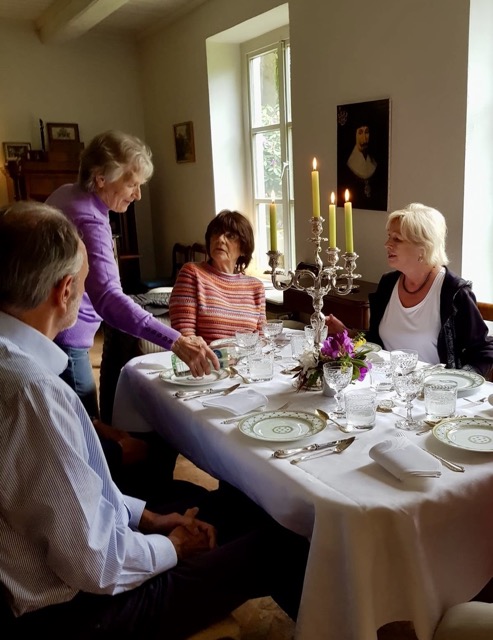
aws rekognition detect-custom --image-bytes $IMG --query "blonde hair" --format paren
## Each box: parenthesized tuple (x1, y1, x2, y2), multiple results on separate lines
(387, 202, 449, 266)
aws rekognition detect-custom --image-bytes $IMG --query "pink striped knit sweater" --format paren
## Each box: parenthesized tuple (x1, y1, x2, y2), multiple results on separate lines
(169, 261, 266, 343)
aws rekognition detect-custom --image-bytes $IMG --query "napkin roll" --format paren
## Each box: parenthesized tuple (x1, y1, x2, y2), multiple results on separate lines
(369, 432, 441, 481)
(202, 388, 268, 415)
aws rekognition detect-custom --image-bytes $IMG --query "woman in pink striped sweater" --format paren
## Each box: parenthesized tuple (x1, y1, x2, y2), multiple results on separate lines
(169, 210, 266, 343)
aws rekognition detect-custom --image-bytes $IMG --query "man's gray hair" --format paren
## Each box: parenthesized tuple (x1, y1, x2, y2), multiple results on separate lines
(0, 201, 82, 311)
(79, 130, 154, 192)
(387, 202, 449, 266)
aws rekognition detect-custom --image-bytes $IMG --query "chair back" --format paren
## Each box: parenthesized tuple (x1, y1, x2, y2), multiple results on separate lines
(477, 302, 493, 322)
(190, 242, 207, 263)
(172, 243, 191, 281)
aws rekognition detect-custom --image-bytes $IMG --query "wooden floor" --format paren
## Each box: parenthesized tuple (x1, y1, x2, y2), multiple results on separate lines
(89, 332, 419, 640)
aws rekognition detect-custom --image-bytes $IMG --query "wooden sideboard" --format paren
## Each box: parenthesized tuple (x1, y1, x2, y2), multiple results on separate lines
(272, 280, 378, 331)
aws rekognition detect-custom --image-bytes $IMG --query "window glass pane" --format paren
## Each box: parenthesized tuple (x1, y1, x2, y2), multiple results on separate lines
(252, 131, 282, 199)
(250, 50, 280, 128)
(285, 45, 291, 122)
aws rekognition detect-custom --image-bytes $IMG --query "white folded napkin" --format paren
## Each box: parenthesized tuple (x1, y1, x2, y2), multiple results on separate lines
(202, 389, 268, 415)
(369, 432, 441, 481)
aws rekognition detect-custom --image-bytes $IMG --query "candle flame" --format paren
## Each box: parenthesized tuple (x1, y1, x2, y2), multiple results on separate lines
(345, 189, 350, 202)
(312, 157, 317, 171)
(270, 190, 275, 203)
(330, 192, 335, 205)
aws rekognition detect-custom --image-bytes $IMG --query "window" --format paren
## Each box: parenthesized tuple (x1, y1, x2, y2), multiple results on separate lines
(247, 40, 293, 271)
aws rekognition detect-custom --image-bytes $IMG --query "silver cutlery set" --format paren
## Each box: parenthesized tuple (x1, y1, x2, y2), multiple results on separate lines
(171, 379, 466, 472)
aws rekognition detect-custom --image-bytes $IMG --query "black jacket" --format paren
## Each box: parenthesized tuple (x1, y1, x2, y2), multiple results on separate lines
(366, 268, 493, 378)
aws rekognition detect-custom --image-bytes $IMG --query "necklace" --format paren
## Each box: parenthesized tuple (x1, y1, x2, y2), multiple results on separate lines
(402, 269, 433, 295)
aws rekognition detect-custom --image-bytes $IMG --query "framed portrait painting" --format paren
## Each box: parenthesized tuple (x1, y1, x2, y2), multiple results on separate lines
(337, 98, 390, 211)
(3, 142, 31, 161)
(173, 121, 195, 163)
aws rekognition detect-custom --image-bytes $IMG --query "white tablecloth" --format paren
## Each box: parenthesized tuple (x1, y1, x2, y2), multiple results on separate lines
(113, 347, 493, 640)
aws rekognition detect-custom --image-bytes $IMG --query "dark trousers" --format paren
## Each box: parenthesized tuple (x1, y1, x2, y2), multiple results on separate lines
(14, 483, 309, 639)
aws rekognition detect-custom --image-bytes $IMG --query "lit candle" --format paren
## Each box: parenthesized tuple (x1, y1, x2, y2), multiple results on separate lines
(311, 158, 320, 218)
(329, 192, 337, 248)
(269, 191, 277, 252)
(344, 189, 354, 253)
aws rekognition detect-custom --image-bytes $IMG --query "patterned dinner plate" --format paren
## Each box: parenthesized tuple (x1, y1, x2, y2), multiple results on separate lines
(424, 369, 485, 396)
(356, 342, 382, 353)
(238, 410, 326, 442)
(159, 369, 229, 386)
(433, 417, 493, 452)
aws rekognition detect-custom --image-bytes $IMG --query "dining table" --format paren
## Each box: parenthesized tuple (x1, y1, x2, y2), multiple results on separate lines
(113, 334, 493, 640)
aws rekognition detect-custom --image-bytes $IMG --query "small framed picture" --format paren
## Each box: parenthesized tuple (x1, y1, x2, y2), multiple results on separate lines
(3, 142, 31, 161)
(173, 121, 195, 163)
(47, 122, 80, 145)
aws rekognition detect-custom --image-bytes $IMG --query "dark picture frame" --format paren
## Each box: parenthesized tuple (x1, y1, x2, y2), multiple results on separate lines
(173, 121, 195, 163)
(47, 122, 80, 145)
(337, 98, 390, 211)
(3, 141, 31, 161)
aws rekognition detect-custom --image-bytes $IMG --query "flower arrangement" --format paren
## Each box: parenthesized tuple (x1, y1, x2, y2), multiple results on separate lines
(293, 330, 371, 391)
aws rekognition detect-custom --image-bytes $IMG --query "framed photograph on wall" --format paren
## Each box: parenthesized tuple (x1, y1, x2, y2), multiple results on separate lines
(47, 122, 80, 145)
(173, 121, 195, 163)
(337, 98, 390, 211)
(3, 142, 31, 161)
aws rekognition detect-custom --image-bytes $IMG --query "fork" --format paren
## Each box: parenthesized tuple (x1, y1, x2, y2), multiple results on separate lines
(462, 396, 487, 405)
(220, 401, 291, 425)
(228, 366, 252, 384)
(290, 438, 354, 464)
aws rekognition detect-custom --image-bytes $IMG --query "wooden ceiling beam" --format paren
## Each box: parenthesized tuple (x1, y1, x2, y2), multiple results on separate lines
(36, 0, 130, 43)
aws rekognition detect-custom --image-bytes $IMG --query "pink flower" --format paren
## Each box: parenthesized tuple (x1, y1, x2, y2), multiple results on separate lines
(320, 330, 354, 359)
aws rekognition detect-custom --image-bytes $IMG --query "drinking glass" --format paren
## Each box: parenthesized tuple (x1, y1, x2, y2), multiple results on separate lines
(390, 349, 419, 375)
(262, 320, 284, 356)
(424, 380, 458, 421)
(323, 361, 353, 418)
(235, 330, 259, 353)
(304, 325, 328, 347)
(392, 368, 425, 430)
(369, 359, 394, 392)
(248, 350, 275, 381)
(345, 389, 377, 430)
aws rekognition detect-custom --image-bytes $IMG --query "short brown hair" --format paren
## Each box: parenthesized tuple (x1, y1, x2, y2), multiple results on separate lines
(205, 210, 255, 273)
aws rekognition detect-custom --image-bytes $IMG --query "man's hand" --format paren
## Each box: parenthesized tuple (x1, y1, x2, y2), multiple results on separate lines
(172, 335, 220, 377)
(139, 507, 216, 558)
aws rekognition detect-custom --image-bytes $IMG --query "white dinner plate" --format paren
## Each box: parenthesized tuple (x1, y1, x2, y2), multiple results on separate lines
(159, 369, 229, 386)
(357, 342, 382, 353)
(433, 417, 493, 452)
(424, 369, 485, 396)
(238, 410, 326, 442)
(210, 338, 236, 349)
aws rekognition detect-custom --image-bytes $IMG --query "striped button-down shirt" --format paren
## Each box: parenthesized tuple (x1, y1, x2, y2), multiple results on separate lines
(0, 312, 176, 616)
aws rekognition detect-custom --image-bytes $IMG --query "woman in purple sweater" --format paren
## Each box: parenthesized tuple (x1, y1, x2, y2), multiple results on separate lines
(47, 130, 217, 418)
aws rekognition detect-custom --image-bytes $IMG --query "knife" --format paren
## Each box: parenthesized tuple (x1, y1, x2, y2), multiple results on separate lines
(272, 436, 355, 458)
(175, 383, 240, 400)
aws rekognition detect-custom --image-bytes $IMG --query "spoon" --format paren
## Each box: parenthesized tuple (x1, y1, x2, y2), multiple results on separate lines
(228, 366, 252, 384)
(315, 408, 352, 433)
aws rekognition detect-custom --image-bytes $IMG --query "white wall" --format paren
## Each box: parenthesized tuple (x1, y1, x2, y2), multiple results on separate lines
(138, 0, 471, 284)
(0, 19, 155, 278)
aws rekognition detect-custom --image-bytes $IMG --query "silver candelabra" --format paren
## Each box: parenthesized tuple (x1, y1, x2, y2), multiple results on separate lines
(266, 216, 361, 345)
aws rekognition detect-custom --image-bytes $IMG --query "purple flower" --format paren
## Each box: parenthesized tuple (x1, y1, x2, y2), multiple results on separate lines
(320, 330, 355, 359)
(357, 366, 369, 382)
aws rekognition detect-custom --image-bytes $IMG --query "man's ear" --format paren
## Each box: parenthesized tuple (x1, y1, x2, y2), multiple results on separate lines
(52, 274, 74, 312)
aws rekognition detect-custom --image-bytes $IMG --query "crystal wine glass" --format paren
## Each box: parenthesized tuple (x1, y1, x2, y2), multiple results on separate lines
(390, 349, 419, 375)
(262, 320, 284, 357)
(323, 362, 354, 418)
(392, 368, 425, 431)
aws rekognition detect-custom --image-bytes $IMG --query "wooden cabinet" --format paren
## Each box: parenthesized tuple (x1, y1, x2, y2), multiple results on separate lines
(279, 280, 378, 331)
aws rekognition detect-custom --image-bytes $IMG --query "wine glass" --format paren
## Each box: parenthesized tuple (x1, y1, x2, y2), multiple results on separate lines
(392, 368, 425, 431)
(390, 349, 419, 375)
(323, 362, 353, 418)
(262, 320, 284, 357)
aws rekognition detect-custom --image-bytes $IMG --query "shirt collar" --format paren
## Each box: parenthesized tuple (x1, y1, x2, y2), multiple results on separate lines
(0, 311, 68, 375)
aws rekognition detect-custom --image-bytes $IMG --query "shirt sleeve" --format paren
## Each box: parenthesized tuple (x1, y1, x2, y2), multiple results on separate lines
(2, 378, 177, 595)
(79, 212, 180, 350)
(169, 262, 199, 336)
